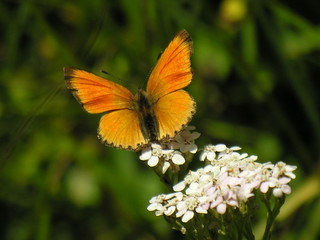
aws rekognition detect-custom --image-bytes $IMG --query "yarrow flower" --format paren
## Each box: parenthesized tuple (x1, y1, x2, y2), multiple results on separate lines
(148, 144, 297, 224)
(142, 126, 297, 239)
(171, 126, 201, 153)
(139, 126, 200, 174)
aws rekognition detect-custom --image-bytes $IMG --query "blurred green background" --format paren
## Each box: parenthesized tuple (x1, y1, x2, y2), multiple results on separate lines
(1, 0, 320, 239)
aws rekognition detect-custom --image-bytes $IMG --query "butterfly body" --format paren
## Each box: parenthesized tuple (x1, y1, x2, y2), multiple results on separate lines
(64, 30, 195, 151)
(134, 89, 159, 142)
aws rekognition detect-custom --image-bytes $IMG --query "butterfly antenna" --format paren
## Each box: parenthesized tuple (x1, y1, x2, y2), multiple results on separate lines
(101, 70, 110, 75)
(100, 69, 126, 86)
(157, 51, 163, 60)
(101, 69, 138, 92)
(140, 50, 163, 89)
(0, 84, 63, 168)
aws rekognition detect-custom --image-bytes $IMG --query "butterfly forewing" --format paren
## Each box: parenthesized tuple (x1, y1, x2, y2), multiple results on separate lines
(64, 67, 134, 114)
(146, 29, 193, 101)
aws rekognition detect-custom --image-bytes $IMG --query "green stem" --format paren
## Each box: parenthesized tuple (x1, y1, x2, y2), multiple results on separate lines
(243, 213, 255, 240)
(262, 196, 285, 240)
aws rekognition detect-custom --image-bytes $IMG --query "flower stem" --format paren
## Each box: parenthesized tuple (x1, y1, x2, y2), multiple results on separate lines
(262, 196, 285, 240)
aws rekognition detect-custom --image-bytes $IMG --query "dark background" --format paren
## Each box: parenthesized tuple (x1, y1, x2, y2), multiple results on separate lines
(1, 0, 319, 239)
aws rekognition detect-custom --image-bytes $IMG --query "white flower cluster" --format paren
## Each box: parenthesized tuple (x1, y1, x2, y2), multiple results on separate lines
(148, 144, 297, 223)
(139, 126, 200, 173)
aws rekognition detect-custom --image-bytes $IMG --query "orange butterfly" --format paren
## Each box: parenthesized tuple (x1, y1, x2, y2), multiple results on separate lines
(64, 30, 195, 151)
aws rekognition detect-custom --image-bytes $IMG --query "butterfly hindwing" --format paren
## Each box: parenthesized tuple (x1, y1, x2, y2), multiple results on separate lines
(98, 109, 147, 150)
(153, 90, 195, 140)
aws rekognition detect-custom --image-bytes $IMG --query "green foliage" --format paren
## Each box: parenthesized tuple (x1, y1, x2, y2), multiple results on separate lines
(1, 0, 319, 239)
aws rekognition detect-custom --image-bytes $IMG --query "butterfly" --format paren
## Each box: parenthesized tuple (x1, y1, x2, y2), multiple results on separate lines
(64, 29, 195, 151)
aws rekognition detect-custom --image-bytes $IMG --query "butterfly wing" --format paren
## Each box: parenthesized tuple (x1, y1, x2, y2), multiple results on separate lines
(146, 30, 195, 140)
(64, 67, 146, 150)
(146, 29, 193, 101)
(98, 109, 147, 150)
(64, 67, 134, 113)
(153, 90, 195, 139)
